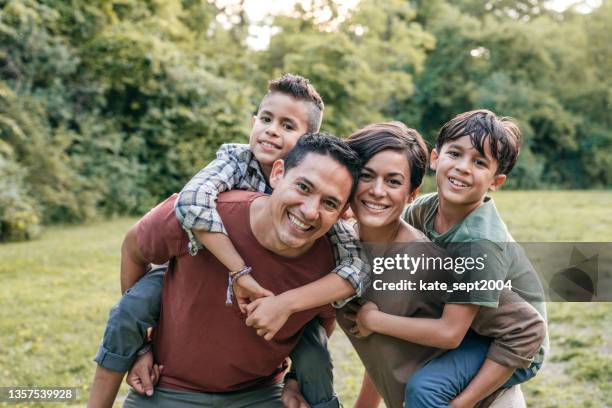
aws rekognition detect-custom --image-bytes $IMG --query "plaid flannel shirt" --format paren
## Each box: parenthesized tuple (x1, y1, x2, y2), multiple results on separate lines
(175, 143, 370, 305)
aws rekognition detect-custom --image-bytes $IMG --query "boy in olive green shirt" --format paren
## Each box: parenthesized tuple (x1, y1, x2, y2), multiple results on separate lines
(400, 109, 548, 407)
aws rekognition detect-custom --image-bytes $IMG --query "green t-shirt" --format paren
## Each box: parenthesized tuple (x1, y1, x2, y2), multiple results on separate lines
(404, 192, 548, 366)
(403, 193, 547, 318)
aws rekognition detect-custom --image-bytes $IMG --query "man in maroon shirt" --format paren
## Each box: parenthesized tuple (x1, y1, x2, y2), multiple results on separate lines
(120, 133, 360, 407)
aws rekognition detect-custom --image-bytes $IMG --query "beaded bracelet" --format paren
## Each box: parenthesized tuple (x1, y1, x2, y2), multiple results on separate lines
(225, 266, 253, 306)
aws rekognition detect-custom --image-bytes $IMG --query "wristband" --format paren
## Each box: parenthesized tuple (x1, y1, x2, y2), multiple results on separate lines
(225, 266, 253, 306)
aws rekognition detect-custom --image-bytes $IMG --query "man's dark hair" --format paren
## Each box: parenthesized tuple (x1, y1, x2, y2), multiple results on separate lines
(261, 73, 324, 133)
(284, 132, 361, 202)
(436, 109, 522, 175)
(346, 122, 428, 194)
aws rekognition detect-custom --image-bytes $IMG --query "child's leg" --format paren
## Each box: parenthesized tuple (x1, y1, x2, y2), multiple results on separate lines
(88, 265, 166, 407)
(288, 319, 340, 408)
(404, 331, 491, 408)
(470, 289, 546, 388)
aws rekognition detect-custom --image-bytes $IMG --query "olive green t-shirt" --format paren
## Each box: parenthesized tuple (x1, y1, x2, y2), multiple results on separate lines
(403, 193, 548, 364)
(404, 193, 546, 314)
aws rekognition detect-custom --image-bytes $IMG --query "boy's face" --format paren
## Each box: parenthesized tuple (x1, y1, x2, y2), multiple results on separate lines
(249, 92, 311, 173)
(267, 153, 351, 251)
(430, 135, 506, 208)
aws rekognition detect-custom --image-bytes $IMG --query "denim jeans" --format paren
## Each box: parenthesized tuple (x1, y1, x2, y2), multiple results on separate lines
(289, 318, 341, 408)
(404, 331, 540, 408)
(94, 265, 166, 372)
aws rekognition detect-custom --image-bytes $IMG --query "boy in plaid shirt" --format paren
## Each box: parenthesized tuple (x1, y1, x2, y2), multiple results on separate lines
(88, 74, 367, 408)
(175, 74, 368, 334)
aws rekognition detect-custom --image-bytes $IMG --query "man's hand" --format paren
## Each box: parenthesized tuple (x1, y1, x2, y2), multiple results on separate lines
(126, 351, 163, 397)
(233, 274, 274, 314)
(245, 295, 292, 340)
(281, 379, 310, 408)
(344, 300, 379, 338)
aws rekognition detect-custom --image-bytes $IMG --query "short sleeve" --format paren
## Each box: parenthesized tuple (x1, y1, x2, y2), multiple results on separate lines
(137, 194, 187, 264)
(403, 194, 432, 232)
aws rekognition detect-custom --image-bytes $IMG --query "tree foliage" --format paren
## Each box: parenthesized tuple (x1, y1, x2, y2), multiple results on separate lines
(1, 0, 609, 240)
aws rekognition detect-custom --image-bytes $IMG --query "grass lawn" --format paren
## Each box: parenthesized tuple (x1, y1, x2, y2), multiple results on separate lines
(1, 190, 610, 407)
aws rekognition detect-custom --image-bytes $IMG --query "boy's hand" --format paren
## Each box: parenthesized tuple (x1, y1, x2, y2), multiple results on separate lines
(126, 350, 163, 397)
(281, 379, 310, 408)
(233, 274, 274, 314)
(245, 295, 292, 340)
(344, 300, 378, 338)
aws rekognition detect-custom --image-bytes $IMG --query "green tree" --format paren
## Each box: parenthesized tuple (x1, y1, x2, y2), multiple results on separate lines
(258, 0, 434, 137)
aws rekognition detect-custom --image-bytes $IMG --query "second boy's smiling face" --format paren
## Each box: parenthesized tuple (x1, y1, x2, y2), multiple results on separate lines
(249, 92, 311, 176)
(431, 135, 506, 209)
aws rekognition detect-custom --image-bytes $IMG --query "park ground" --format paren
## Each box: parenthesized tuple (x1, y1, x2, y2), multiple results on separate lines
(0, 191, 611, 407)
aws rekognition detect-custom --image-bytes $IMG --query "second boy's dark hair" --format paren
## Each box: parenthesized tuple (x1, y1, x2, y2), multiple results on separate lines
(262, 73, 324, 133)
(436, 109, 522, 175)
(346, 122, 428, 194)
(284, 132, 361, 203)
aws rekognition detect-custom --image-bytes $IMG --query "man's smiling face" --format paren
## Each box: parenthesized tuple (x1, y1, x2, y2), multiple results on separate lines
(267, 152, 352, 252)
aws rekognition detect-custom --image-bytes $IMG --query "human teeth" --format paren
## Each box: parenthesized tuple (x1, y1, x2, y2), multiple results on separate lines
(363, 201, 387, 210)
(288, 213, 309, 230)
(261, 141, 276, 149)
(449, 177, 468, 187)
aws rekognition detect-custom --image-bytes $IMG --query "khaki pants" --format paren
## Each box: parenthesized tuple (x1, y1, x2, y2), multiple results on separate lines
(487, 385, 526, 408)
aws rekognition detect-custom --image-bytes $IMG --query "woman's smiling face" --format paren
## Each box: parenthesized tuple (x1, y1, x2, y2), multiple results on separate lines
(351, 149, 414, 229)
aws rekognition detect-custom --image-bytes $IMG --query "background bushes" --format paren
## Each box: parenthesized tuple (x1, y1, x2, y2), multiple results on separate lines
(1, 0, 610, 241)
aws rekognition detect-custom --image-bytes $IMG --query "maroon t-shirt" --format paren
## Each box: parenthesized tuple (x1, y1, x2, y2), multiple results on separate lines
(136, 191, 335, 392)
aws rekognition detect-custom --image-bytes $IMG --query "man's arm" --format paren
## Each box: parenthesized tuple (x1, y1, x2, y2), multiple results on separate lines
(120, 224, 150, 293)
(90, 200, 175, 408)
(356, 302, 479, 349)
